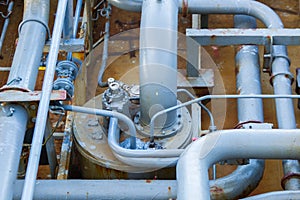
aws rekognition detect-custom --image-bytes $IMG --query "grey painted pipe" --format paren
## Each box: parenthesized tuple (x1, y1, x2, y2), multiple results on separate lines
(63, 105, 137, 149)
(271, 45, 300, 189)
(97, 6, 110, 87)
(13, 180, 177, 200)
(0, 104, 28, 200)
(21, 1, 67, 199)
(206, 14, 265, 200)
(241, 190, 300, 200)
(0, 1, 14, 55)
(109, 0, 282, 28)
(139, 0, 178, 128)
(176, 129, 300, 200)
(7, 0, 49, 91)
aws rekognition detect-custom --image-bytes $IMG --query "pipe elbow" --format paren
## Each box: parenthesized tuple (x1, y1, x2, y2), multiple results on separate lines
(107, 0, 142, 12)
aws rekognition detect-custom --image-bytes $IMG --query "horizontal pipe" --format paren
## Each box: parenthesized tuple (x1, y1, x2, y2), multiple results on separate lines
(241, 190, 300, 200)
(109, 0, 282, 28)
(13, 180, 177, 200)
(177, 129, 300, 199)
(150, 94, 300, 138)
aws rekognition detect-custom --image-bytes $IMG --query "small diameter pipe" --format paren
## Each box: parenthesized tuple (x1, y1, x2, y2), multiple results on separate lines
(177, 89, 215, 130)
(21, 1, 68, 199)
(97, 6, 110, 87)
(67, 0, 83, 61)
(62, 105, 136, 149)
(65, 94, 300, 169)
(149, 94, 300, 140)
(176, 129, 300, 200)
(0, 1, 13, 55)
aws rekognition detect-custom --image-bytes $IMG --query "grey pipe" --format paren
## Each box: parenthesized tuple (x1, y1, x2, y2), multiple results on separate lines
(271, 45, 300, 189)
(7, 0, 49, 91)
(176, 129, 300, 200)
(97, 6, 111, 87)
(108, 0, 142, 12)
(0, 1, 13, 55)
(13, 180, 177, 200)
(139, 0, 178, 129)
(63, 0, 73, 40)
(0, 104, 28, 200)
(109, 0, 282, 29)
(21, 1, 68, 199)
(63, 104, 136, 149)
(67, 0, 83, 61)
(241, 190, 300, 200)
(206, 14, 265, 200)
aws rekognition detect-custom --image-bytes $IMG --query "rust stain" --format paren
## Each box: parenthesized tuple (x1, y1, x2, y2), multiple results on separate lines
(168, 186, 171, 192)
(182, 0, 188, 17)
(146, 180, 152, 183)
(210, 186, 224, 194)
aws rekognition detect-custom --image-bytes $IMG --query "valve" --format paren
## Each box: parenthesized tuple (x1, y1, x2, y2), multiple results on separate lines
(53, 60, 78, 98)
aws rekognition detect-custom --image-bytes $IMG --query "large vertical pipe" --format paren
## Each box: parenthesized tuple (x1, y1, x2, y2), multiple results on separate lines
(7, 0, 49, 91)
(139, 0, 178, 129)
(0, 104, 28, 200)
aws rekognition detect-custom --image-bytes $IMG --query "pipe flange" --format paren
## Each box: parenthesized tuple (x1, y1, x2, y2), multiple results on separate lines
(18, 19, 51, 39)
(269, 71, 294, 86)
(56, 60, 79, 80)
(53, 78, 74, 98)
(134, 109, 183, 139)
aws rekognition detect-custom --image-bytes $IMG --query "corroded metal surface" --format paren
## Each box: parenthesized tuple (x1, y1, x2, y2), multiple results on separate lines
(57, 112, 73, 180)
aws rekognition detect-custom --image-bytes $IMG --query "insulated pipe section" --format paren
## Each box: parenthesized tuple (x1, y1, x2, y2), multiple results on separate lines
(139, 0, 178, 129)
(176, 129, 300, 200)
(0, 104, 28, 200)
(7, 0, 49, 91)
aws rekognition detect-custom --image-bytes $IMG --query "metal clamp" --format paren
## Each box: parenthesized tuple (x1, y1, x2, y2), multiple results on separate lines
(281, 172, 300, 190)
(269, 71, 294, 86)
(263, 36, 273, 75)
(18, 19, 51, 39)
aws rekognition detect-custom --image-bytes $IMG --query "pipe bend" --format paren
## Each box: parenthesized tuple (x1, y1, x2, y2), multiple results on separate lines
(177, 129, 300, 200)
(107, 0, 142, 12)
